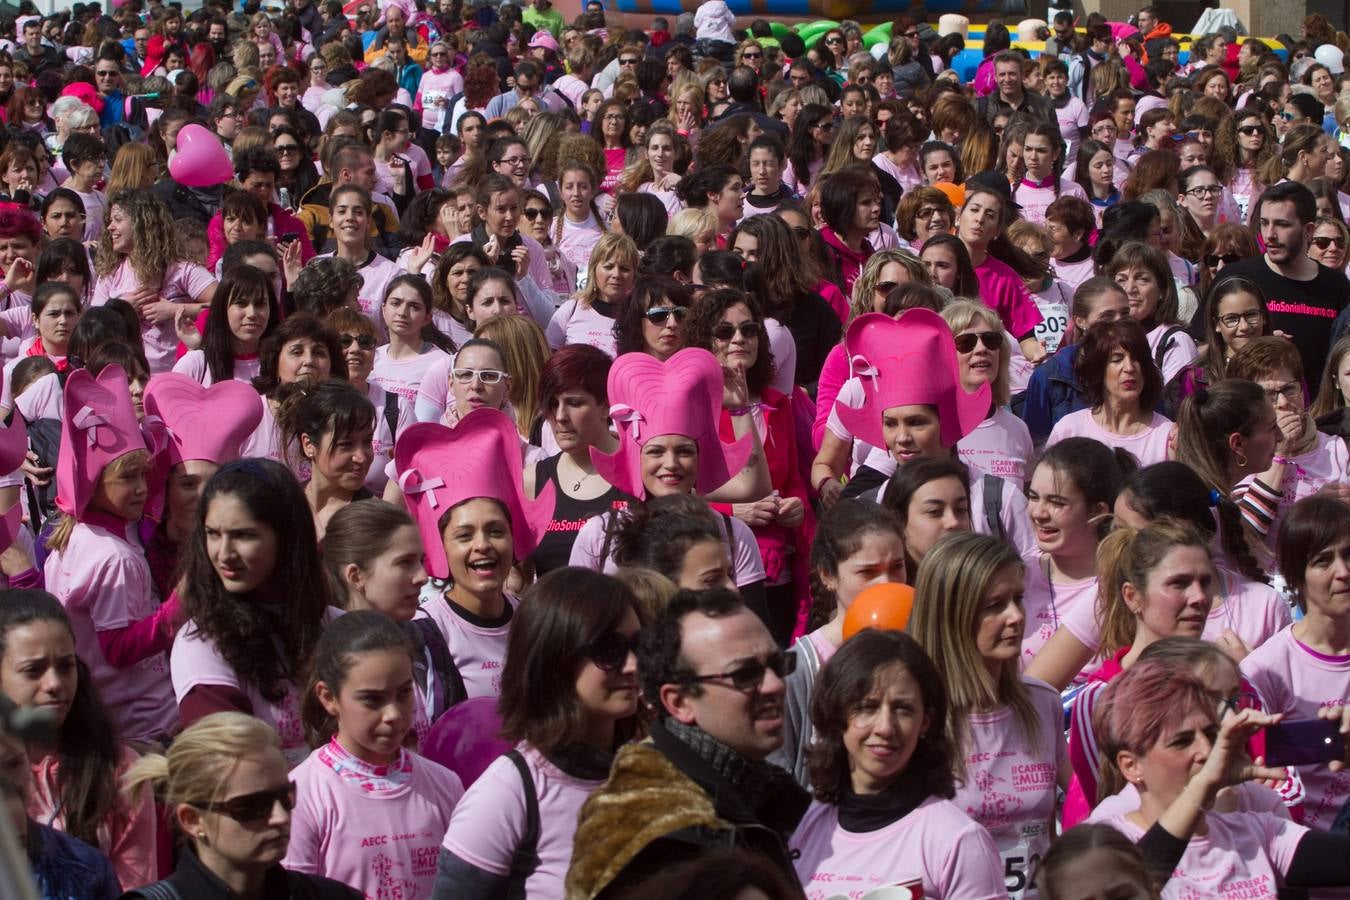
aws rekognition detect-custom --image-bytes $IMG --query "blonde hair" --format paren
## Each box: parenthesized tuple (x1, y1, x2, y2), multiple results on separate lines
(666, 207, 716, 246)
(941, 299, 1010, 407)
(1094, 519, 1211, 656)
(909, 531, 1038, 776)
(848, 249, 931, 321)
(475, 314, 550, 438)
(105, 142, 159, 196)
(613, 567, 679, 620)
(45, 449, 151, 553)
(577, 232, 639, 309)
(125, 713, 280, 815)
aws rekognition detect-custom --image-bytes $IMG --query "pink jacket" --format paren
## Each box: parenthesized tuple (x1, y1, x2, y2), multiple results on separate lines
(206, 203, 316, 274)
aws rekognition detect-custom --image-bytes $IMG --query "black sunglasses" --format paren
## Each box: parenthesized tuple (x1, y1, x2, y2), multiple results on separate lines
(587, 630, 640, 672)
(684, 651, 797, 691)
(874, 280, 899, 295)
(954, 331, 1002, 353)
(1312, 235, 1347, 249)
(1203, 253, 1242, 267)
(193, 782, 296, 822)
(644, 305, 688, 325)
(523, 207, 553, 220)
(1237, 125, 1264, 136)
(339, 333, 377, 350)
(712, 321, 762, 341)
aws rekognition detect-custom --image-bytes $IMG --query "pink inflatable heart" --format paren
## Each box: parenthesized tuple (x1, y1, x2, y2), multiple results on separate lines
(169, 123, 232, 188)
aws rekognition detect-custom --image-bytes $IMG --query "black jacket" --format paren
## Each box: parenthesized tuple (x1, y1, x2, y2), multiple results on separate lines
(119, 847, 360, 900)
(149, 178, 222, 227)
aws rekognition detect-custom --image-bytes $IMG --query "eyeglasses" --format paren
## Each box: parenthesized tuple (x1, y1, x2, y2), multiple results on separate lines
(1312, 235, 1347, 250)
(1217, 310, 1263, 329)
(683, 651, 797, 692)
(1263, 382, 1302, 405)
(95, 69, 119, 78)
(742, 51, 762, 59)
(644, 305, 688, 325)
(192, 782, 296, 822)
(431, 50, 449, 57)
(825, 36, 844, 45)
(954, 331, 1002, 353)
(790, 225, 811, 240)
(916, 206, 948, 220)
(1204, 253, 1242, 267)
(712, 321, 762, 341)
(338, 333, 376, 350)
(813, 121, 833, 132)
(274, 143, 301, 154)
(1184, 185, 1222, 199)
(1281, 111, 1299, 121)
(903, 30, 919, 38)
(586, 630, 640, 671)
(497, 156, 529, 167)
(451, 367, 508, 384)
(1237, 125, 1264, 136)
(523, 207, 552, 220)
(619, 57, 639, 65)
(1217, 690, 1261, 718)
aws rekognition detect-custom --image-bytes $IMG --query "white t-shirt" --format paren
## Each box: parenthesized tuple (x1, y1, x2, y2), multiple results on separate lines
(958, 407, 1034, 484)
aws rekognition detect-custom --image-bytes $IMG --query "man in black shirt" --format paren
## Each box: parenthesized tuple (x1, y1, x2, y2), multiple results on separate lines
(1212, 182, 1348, 391)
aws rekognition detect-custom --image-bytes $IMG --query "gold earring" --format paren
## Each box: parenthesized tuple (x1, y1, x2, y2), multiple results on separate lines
(1236, 451, 1249, 468)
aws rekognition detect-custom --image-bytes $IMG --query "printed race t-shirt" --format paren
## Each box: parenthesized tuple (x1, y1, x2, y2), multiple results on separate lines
(414, 588, 515, 698)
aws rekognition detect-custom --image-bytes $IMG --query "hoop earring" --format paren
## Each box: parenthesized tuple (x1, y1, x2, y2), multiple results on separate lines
(1236, 451, 1249, 468)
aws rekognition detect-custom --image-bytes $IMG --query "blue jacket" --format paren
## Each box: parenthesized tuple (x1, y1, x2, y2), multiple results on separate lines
(28, 820, 120, 900)
(1021, 342, 1086, 442)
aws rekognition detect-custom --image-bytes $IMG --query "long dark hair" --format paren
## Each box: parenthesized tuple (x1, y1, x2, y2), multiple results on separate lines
(383, 274, 455, 352)
(301, 609, 414, 746)
(683, 287, 774, 395)
(787, 103, 833, 188)
(204, 266, 280, 384)
(0, 591, 122, 847)
(180, 460, 333, 701)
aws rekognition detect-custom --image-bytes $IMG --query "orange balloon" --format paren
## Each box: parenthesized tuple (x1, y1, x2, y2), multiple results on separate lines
(842, 583, 915, 640)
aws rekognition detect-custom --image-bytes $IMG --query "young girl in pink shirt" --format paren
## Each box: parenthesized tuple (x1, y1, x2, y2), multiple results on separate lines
(393, 407, 555, 702)
(1010, 123, 1090, 228)
(546, 232, 639, 356)
(276, 380, 377, 540)
(1021, 439, 1131, 671)
(171, 458, 340, 766)
(287, 610, 464, 899)
(314, 185, 404, 339)
(771, 500, 907, 787)
(0, 590, 159, 890)
(789, 629, 1006, 900)
(436, 567, 647, 898)
(955, 183, 1047, 364)
(173, 266, 278, 387)
(371, 275, 454, 405)
(43, 363, 179, 744)
(553, 159, 606, 278)
(910, 533, 1068, 900)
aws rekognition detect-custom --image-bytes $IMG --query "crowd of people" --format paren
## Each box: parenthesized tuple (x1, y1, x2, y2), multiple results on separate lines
(0, 0, 1349, 897)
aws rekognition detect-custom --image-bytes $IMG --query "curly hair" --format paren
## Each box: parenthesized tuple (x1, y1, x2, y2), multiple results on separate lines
(613, 275, 692, 356)
(180, 459, 333, 703)
(94, 188, 183, 285)
(292, 256, 363, 317)
(683, 286, 774, 395)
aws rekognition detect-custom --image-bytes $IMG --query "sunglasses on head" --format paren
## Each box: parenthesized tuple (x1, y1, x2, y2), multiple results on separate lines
(339, 333, 376, 350)
(713, 321, 762, 341)
(1312, 235, 1347, 249)
(954, 331, 1002, 353)
(644, 305, 688, 325)
(523, 206, 552, 220)
(587, 630, 640, 671)
(683, 651, 798, 692)
(1203, 252, 1242, 267)
(194, 782, 296, 823)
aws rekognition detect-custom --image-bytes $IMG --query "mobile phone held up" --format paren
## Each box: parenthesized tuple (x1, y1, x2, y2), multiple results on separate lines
(1264, 719, 1347, 768)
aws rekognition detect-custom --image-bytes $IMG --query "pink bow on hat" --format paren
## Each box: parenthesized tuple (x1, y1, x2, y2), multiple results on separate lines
(393, 408, 554, 580)
(55, 364, 148, 520)
(834, 310, 992, 452)
(590, 348, 754, 500)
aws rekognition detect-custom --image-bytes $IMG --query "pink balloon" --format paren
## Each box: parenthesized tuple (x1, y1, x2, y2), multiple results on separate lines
(421, 697, 511, 788)
(169, 123, 232, 188)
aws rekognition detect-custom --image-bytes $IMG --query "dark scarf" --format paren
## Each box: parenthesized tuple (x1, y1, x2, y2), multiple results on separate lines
(837, 777, 932, 833)
(662, 718, 799, 813)
(550, 742, 616, 781)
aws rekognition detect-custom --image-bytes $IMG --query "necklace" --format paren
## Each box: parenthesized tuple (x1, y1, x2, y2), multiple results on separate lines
(561, 454, 595, 492)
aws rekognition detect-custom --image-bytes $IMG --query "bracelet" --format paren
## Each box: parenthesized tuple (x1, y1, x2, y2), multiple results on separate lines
(1272, 455, 1293, 466)
(815, 475, 836, 493)
(727, 405, 754, 417)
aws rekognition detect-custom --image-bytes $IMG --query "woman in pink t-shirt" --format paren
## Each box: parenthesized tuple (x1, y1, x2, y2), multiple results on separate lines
(1103, 242, 1199, 386)
(770, 499, 907, 786)
(314, 185, 404, 340)
(956, 183, 1047, 364)
(1021, 439, 1131, 672)
(553, 159, 606, 278)
(437, 567, 647, 898)
(910, 533, 1069, 900)
(44, 364, 179, 744)
(1011, 123, 1091, 229)
(287, 611, 464, 899)
(92, 189, 218, 374)
(790, 629, 1006, 900)
(0, 592, 159, 890)
(171, 458, 340, 765)
(371, 274, 454, 406)
(1047, 318, 1173, 466)
(277, 380, 377, 540)
(547, 233, 639, 357)
(1089, 658, 1350, 897)
(879, 457, 973, 580)
(173, 266, 278, 388)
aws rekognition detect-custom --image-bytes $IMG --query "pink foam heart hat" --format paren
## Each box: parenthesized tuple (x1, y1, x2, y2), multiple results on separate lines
(394, 407, 555, 580)
(56, 364, 149, 520)
(589, 348, 754, 500)
(834, 309, 992, 452)
(169, 123, 234, 188)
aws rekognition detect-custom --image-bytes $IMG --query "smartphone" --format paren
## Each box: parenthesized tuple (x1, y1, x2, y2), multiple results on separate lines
(1264, 719, 1347, 768)
(278, 232, 299, 245)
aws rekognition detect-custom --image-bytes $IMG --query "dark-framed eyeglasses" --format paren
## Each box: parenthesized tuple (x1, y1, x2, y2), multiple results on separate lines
(874, 280, 899, 295)
(192, 782, 296, 822)
(789, 225, 811, 240)
(339, 333, 376, 350)
(682, 651, 797, 692)
(954, 331, 1002, 353)
(586, 631, 640, 672)
(742, 50, 763, 60)
(712, 321, 762, 341)
(274, 143, 302, 154)
(1184, 185, 1222, 199)
(1217, 310, 1263, 329)
(644, 305, 688, 326)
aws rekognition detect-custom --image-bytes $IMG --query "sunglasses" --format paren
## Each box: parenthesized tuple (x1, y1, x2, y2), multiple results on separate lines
(644, 305, 688, 325)
(1237, 125, 1264, 136)
(1281, 111, 1299, 121)
(193, 782, 296, 822)
(825, 36, 844, 45)
(339, 333, 376, 350)
(523, 207, 552, 220)
(587, 630, 640, 671)
(874, 280, 899, 295)
(275, 143, 301, 154)
(1312, 235, 1348, 249)
(619, 57, 639, 65)
(684, 651, 797, 692)
(452, 367, 508, 384)
(742, 51, 762, 59)
(954, 331, 1002, 353)
(1203, 252, 1242, 267)
(712, 321, 762, 341)
(903, 30, 919, 38)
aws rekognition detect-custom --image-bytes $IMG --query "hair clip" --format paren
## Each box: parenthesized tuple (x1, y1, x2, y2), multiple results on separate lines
(1208, 489, 1221, 507)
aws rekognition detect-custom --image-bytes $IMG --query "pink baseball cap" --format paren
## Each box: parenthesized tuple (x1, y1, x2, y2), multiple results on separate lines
(590, 348, 754, 501)
(528, 31, 559, 52)
(835, 309, 991, 451)
(394, 408, 555, 580)
(56, 364, 149, 520)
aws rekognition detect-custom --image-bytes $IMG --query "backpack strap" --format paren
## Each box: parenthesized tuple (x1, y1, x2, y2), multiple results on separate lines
(503, 750, 541, 900)
(411, 617, 467, 714)
(383, 390, 401, 443)
(1153, 325, 1184, 372)
(132, 881, 183, 900)
(982, 474, 1007, 541)
(721, 512, 738, 571)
